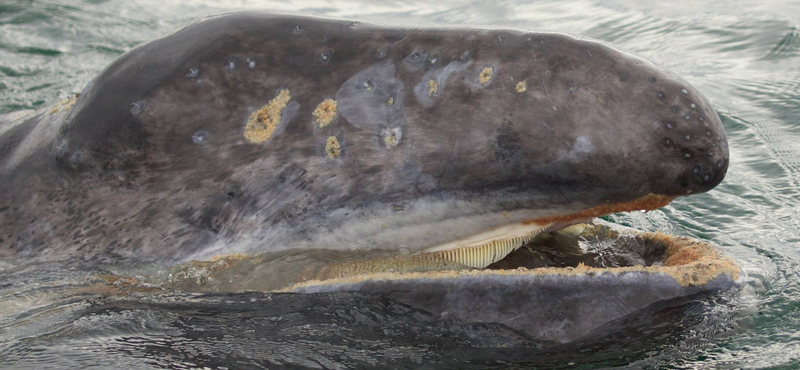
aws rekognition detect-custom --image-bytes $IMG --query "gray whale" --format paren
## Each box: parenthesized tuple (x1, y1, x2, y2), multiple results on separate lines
(0, 13, 736, 341)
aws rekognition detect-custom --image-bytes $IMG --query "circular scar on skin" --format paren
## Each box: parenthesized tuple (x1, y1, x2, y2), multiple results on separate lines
(244, 89, 291, 143)
(313, 98, 338, 128)
(325, 136, 341, 158)
(479, 66, 494, 85)
(515, 81, 527, 93)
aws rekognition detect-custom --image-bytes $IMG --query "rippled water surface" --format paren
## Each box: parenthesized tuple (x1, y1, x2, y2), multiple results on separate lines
(2, 0, 800, 368)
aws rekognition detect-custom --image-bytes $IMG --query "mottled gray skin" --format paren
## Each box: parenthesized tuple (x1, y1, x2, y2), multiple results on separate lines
(0, 12, 728, 264)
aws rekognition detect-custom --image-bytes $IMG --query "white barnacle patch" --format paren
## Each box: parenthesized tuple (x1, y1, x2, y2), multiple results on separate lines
(382, 127, 402, 148)
(313, 99, 338, 128)
(325, 136, 341, 159)
(244, 89, 299, 144)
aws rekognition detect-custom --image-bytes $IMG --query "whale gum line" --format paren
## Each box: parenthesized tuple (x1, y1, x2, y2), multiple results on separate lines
(0, 13, 728, 265)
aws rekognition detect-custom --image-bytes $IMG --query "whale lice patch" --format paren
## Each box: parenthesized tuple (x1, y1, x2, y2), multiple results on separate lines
(387, 97, 394, 106)
(325, 136, 341, 158)
(245, 89, 291, 144)
(515, 81, 527, 93)
(428, 80, 438, 96)
(313, 98, 338, 128)
(479, 67, 494, 85)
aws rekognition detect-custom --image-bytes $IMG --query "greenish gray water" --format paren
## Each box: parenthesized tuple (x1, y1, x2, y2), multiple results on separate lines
(1, 0, 799, 368)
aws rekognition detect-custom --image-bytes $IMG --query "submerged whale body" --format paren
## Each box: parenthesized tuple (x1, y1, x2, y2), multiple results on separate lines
(0, 12, 736, 343)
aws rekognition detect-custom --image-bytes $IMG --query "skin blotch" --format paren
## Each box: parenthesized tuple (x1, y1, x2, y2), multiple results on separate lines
(515, 81, 527, 93)
(325, 136, 341, 158)
(244, 89, 291, 144)
(479, 67, 494, 85)
(49, 94, 79, 115)
(313, 98, 337, 128)
(428, 79, 438, 96)
(387, 97, 394, 106)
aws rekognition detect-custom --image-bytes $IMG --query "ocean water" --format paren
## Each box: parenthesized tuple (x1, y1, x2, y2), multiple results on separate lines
(1, 0, 800, 368)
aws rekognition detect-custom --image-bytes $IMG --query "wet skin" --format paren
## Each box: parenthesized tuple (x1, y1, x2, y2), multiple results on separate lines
(0, 13, 728, 272)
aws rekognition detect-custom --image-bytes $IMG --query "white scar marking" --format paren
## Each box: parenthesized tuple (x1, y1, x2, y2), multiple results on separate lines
(671, 96, 681, 107)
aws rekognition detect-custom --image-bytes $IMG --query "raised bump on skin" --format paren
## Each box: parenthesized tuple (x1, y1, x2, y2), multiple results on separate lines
(326, 136, 341, 158)
(244, 89, 291, 144)
(313, 98, 338, 128)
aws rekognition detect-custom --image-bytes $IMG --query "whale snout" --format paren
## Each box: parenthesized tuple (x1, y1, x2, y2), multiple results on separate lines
(648, 80, 729, 196)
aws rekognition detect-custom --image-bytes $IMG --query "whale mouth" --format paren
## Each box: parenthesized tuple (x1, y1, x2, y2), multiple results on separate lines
(283, 220, 741, 293)
(137, 193, 738, 295)
(291, 193, 677, 283)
